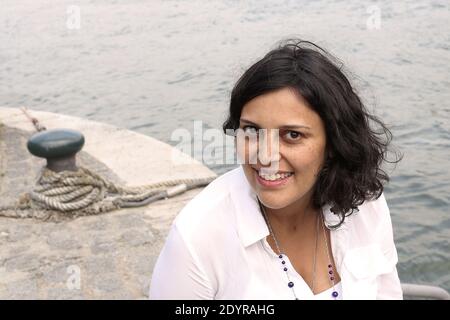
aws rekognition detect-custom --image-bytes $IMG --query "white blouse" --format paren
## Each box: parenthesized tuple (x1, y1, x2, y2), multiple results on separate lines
(149, 166, 403, 300)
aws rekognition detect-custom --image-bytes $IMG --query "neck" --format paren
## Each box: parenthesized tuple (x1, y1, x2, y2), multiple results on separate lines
(261, 194, 318, 236)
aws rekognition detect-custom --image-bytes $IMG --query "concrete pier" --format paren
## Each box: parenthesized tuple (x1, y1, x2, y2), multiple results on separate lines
(0, 107, 217, 299)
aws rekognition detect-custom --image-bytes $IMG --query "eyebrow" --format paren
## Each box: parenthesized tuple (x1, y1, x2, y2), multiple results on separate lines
(239, 118, 311, 130)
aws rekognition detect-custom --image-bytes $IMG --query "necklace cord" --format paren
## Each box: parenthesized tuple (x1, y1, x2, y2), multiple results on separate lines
(257, 198, 338, 299)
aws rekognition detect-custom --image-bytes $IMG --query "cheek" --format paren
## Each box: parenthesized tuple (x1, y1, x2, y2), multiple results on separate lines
(285, 146, 325, 173)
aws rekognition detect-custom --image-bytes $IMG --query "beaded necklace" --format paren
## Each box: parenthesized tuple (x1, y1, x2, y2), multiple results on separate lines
(258, 199, 339, 300)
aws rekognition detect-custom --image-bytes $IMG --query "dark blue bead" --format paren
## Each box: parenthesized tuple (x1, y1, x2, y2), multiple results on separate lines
(282, 261, 286, 264)
(332, 291, 338, 298)
(288, 282, 294, 288)
(279, 254, 283, 259)
(283, 267, 288, 271)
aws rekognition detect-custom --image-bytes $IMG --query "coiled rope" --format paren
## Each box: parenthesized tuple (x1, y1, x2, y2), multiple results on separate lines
(0, 108, 216, 221)
(0, 166, 215, 221)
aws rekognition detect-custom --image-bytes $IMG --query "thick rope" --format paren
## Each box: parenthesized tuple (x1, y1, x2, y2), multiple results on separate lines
(0, 166, 215, 221)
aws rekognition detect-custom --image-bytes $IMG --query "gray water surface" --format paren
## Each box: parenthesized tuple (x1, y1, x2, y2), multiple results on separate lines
(1, 0, 449, 293)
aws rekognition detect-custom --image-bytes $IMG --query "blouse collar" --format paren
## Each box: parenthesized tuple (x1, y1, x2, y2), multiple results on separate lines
(229, 166, 270, 248)
(228, 166, 348, 249)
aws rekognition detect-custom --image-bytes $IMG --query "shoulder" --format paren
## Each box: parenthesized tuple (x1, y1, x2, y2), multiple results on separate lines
(172, 167, 243, 243)
(358, 192, 392, 226)
(346, 191, 394, 243)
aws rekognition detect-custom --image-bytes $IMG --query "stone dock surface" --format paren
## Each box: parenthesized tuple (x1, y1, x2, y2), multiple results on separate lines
(0, 107, 217, 299)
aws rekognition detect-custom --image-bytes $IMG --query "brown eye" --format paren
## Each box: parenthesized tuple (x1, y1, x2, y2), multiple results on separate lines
(283, 130, 303, 141)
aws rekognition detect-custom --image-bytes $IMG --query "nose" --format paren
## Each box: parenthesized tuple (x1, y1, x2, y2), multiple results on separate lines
(258, 129, 281, 168)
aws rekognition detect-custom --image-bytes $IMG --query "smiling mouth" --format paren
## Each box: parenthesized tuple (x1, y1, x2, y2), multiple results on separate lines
(253, 168, 294, 181)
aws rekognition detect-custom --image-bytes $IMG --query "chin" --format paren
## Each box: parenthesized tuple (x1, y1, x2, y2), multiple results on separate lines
(255, 191, 292, 210)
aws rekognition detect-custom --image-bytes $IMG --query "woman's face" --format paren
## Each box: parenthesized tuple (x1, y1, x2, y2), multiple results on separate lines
(238, 87, 328, 210)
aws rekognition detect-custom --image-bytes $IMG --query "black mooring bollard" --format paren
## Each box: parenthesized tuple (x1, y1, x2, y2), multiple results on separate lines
(27, 129, 85, 172)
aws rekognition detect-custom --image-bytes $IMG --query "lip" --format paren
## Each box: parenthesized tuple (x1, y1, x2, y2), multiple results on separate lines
(253, 168, 293, 188)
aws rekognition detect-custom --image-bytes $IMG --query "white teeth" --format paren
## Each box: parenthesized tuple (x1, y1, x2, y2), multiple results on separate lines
(257, 171, 293, 181)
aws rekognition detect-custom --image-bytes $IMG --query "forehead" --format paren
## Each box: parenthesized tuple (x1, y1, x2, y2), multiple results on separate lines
(240, 87, 323, 128)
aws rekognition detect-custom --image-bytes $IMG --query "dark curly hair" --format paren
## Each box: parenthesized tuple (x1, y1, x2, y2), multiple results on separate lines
(223, 39, 403, 228)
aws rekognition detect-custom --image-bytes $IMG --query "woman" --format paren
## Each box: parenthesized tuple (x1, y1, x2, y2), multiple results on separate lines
(149, 39, 403, 300)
